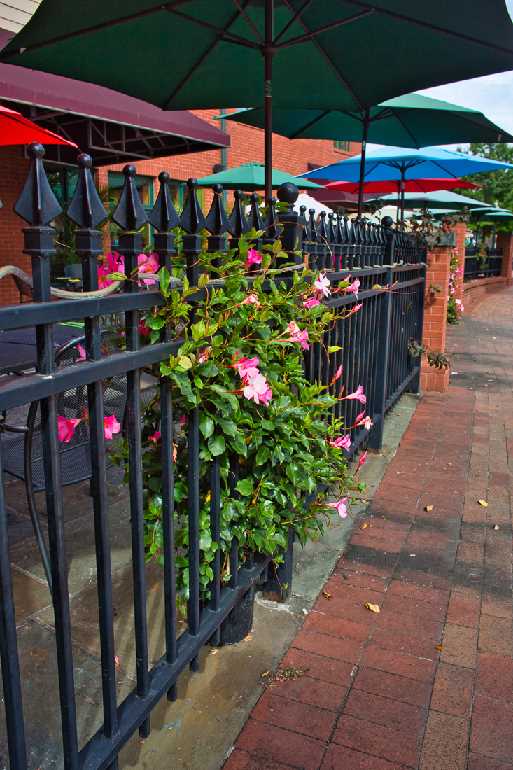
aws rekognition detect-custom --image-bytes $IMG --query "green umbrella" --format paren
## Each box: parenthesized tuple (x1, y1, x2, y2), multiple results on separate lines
(223, 95, 513, 214)
(4, 1, 513, 204)
(196, 162, 321, 190)
(471, 207, 513, 219)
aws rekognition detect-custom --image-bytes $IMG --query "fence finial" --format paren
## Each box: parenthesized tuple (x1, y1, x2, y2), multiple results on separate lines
(318, 211, 328, 242)
(249, 192, 263, 231)
(181, 178, 206, 234)
(112, 164, 147, 231)
(308, 209, 318, 242)
(67, 153, 107, 229)
(228, 189, 249, 237)
(14, 143, 62, 226)
(206, 184, 229, 235)
(148, 171, 180, 232)
(327, 212, 336, 243)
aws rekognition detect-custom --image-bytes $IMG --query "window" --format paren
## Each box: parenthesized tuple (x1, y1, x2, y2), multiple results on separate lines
(334, 140, 351, 152)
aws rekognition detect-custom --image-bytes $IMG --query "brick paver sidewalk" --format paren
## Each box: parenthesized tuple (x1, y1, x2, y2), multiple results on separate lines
(224, 287, 513, 770)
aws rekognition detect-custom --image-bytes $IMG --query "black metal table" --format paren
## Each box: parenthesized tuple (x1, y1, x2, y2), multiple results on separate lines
(0, 325, 83, 375)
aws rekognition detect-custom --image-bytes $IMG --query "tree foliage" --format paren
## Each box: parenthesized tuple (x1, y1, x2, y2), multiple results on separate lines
(462, 143, 513, 211)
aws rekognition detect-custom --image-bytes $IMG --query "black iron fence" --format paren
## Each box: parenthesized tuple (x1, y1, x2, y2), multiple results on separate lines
(0, 146, 425, 770)
(464, 246, 503, 281)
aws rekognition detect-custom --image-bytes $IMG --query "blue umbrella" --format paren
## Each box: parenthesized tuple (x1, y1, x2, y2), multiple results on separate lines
(300, 146, 513, 225)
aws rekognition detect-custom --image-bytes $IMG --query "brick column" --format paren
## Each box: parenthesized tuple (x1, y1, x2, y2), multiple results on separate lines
(497, 231, 513, 285)
(420, 244, 451, 393)
(453, 221, 466, 303)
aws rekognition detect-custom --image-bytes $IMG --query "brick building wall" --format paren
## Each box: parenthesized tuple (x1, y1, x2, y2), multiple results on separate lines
(0, 109, 358, 306)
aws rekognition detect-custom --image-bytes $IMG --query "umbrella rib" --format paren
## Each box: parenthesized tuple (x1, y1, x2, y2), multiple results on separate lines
(276, 9, 374, 50)
(273, 0, 314, 44)
(166, 7, 261, 49)
(288, 110, 333, 139)
(392, 112, 422, 149)
(279, 0, 366, 110)
(341, 0, 513, 56)
(231, 0, 264, 43)
(163, 1, 255, 108)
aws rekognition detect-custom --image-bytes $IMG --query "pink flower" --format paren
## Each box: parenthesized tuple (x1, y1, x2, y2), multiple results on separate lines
(303, 297, 320, 309)
(243, 372, 272, 406)
(286, 321, 309, 351)
(330, 435, 352, 451)
(198, 347, 211, 363)
(138, 252, 159, 286)
(104, 414, 121, 440)
(354, 410, 366, 426)
(449, 287, 455, 295)
(347, 303, 363, 316)
(57, 416, 81, 443)
(148, 431, 161, 444)
(331, 365, 343, 384)
(345, 385, 366, 405)
(98, 252, 125, 288)
(138, 319, 151, 337)
(346, 278, 360, 297)
(357, 451, 368, 470)
(455, 299, 464, 311)
(179, 415, 187, 427)
(242, 293, 260, 307)
(76, 343, 86, 362)
(234, 356, 260, 380)
(246, 248, 262, 269)
(326, 497, 349, 519)
(314, 272, 331, 298)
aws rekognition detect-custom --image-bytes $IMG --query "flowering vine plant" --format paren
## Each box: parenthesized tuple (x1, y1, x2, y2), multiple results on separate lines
(110, 237, 368, 607)
(447, 252, 464, 324)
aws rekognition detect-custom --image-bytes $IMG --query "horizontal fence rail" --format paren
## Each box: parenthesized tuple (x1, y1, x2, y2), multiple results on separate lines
(0, 146, 426, 770)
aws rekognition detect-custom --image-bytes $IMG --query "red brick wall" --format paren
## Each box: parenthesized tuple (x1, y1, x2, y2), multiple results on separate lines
(0, 109, 359, 306)
(421, 245, 451, 393)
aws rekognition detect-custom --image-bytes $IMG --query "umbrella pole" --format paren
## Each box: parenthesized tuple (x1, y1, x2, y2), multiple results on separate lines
(400, 167, 406, 230)
(264, 0, 274, 208)
(357, 108, 370, 218)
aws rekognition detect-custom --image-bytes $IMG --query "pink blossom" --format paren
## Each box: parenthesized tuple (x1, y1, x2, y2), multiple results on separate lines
(98, 252, 125, 288)
(353, 410, 366, 426)
(234, 356, 260, 380)
(242, 293, 260, 307)
(357, 451, 368, 470)
(76, 343, 86, 362)
(303, 297, 320, 309)
(331, 365, 343, 384)
(57, 416, 81, 443)
(345, 385, 367, 405)
(138, 319, 151, 337)
(179, 415, 187, 427)
(148, 431, 161, 444)
(314, 272, 331, 298)
(346, 278, 360, 296)
(246, 248, 262, 269)
(326, 497, 349, 519)
(449, 286, 455, 295)
(137, 252, 159, 286)
(455, 299, 464, 311)
(243, 372, 272, 406)
(349, 303, 363, 315)
(330, 435, 352, 450)
(286, 321, 309, 351)
(104, 414, 121, 441)
(198, 347, 211, 363)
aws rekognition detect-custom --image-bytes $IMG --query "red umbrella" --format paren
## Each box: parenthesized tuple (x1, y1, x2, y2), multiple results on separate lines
(0, 104, 76, 147)
(325, 178, 478, 194)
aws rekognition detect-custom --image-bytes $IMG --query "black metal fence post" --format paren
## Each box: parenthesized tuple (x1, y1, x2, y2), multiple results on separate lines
(181, 178, 206, 285)
(276, 182, 304, 263)
(367, 265, 394, 451)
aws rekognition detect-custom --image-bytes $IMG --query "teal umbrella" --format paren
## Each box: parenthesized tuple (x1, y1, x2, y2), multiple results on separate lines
(223, 95, 513, 214)
(3, 2, 513, 205)
(367, 189, 493, 211)
(196, 162, 321, 191)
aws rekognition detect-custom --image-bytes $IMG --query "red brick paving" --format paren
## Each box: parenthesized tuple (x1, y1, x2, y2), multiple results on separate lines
(224, 290, 513, 768)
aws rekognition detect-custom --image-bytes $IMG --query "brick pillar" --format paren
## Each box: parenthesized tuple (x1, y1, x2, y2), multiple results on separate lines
(453, 221, 466, 303)
(497, 231, 513, 285)
(420, 244, 451, 393)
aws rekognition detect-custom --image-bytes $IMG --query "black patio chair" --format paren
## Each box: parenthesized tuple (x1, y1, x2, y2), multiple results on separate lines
(0, 333, 132, 591)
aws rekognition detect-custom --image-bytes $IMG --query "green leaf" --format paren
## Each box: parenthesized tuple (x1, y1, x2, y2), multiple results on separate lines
(178, 355, 193, 371)
(159, 267, 171, 297)
(328, 345, 342, 353)
(199, 415, 214, 438)
(208, 434, 226, 457)
(255, 446, 270, 465)
(236, 478, 253, 497)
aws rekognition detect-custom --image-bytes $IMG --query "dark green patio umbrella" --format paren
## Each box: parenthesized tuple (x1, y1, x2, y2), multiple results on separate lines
(223, 95, 513, 214)
(196, 162, 321, 190)
(3, 1, 513, 204)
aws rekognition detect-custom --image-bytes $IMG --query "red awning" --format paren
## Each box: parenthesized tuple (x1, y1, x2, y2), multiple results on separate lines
(0, 28, 229, 165)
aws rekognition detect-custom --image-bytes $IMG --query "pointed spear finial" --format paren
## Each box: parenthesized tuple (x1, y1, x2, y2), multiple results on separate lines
(227, 189, 249, 237)
(67, 153, 107, 228)
(148, 171, 180, 232)
(180, 178, 206, 234)
(112, 164, 147, 230)
(205, 184, 229, 235)
(15, 143, 62, 226)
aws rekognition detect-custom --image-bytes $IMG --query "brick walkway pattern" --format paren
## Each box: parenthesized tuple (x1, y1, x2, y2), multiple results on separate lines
(224, 286, 513, 770)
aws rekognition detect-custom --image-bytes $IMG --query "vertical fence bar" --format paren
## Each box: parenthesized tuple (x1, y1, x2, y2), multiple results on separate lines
(209, 457, 221, 646)
(14, 143, 80, 768)
(68, 154, 120, 764)
(112, 164, 151, 739)
(181, 179, 206, 284)
(368, 265, 394, 451)
(409, 263, 426, 394)
(148, 171, 180, 700)
(187, 408, 201, 671)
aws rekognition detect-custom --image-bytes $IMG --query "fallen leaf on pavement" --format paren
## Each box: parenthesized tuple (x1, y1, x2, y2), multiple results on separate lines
(435, 644, 443, 652)
(478, 499, 489, 507)
(364, 602, 380, 613)
(493, 524, 500, 531)
(424, 504, 434, 512)
(360, 522, 369, 530)
(322, 590, 332, 600)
